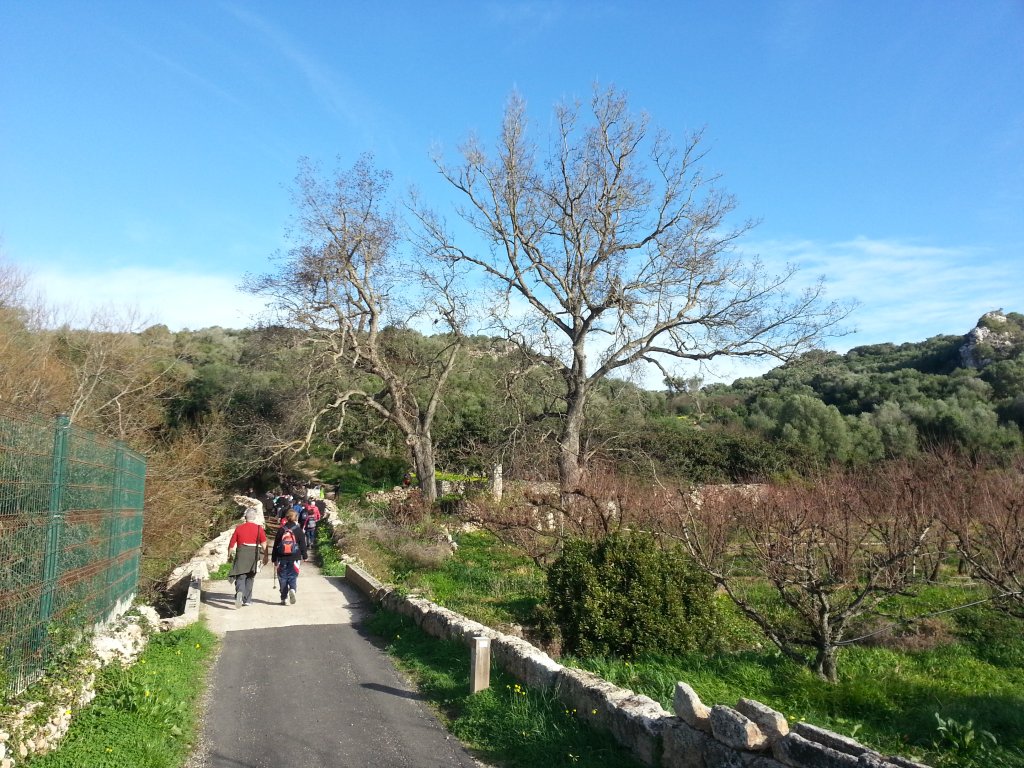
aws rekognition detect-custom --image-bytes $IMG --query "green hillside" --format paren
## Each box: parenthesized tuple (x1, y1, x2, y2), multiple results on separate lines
(676, 311, 1024, 468)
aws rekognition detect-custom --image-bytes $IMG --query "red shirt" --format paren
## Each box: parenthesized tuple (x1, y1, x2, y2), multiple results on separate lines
(229, 521, 267, 548)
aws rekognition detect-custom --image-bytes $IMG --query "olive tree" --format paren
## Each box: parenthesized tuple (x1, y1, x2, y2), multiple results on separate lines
(422, 87, 851, 493)
(248, 155, 464, 501)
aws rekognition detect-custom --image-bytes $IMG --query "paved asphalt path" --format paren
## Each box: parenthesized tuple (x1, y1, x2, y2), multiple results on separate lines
(197, 561, 481, 768)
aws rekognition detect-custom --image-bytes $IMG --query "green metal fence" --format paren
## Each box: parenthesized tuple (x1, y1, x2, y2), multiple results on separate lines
(0, 405, 146, 697)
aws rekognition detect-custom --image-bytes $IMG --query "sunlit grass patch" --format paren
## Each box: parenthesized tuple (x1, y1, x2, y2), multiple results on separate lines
(405, 531, 546, 628)
(573, 620, 1024, 767)
(366, 610, 643, 768)
(24, 622, 217, 768)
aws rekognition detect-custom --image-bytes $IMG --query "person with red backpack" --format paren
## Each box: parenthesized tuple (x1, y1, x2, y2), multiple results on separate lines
(299, 499, 320, 551)
(271, 509, 307, 605)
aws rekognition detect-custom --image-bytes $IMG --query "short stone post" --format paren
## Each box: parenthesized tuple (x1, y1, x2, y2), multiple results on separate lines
(470, 635, 491, 693)
(489, 463, 503, 501)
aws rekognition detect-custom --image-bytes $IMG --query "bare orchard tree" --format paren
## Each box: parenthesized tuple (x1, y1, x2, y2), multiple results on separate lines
(421, 86, 852, 494)
(938, 453, 1024, 618)
(679, 463, 938, 682)
(247, 155, 464, 502)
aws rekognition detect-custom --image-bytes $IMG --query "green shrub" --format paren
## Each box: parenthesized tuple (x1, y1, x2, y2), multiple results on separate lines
(358, 455, 408, 487)
(545, 531, 720, 658)
(316, 466, 370, 495)
(321, 456, 408, 493)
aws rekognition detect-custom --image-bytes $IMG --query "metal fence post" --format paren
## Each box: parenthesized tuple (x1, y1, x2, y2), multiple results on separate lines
(40, 414, 70, 627)
(107, 442, 126, 607)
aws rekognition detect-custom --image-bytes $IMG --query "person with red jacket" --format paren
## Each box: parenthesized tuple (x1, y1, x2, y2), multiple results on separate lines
(227, 508, 269, 608)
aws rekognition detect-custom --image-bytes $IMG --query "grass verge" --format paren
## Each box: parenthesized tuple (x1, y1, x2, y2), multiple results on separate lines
(334, 503, 1024, 766)
(397, 530, 545, 628)
(352, 520, 1024, 768)
(24, 622, 217, 768)
(365, 610, 644, 768)
(314, 520, 347, 577)
(573, 597, 1024, 767)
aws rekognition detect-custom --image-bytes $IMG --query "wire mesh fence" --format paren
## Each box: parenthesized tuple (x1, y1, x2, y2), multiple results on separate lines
(0, 405, 145, 697)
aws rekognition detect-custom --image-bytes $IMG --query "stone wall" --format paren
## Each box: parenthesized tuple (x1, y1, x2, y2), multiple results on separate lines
(0, 607, 160, 768)
(345, 562, 932, 768)
(0, 494, 279, 767)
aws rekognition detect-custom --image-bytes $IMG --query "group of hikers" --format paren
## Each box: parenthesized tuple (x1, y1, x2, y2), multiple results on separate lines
(226, 487, 327, 608)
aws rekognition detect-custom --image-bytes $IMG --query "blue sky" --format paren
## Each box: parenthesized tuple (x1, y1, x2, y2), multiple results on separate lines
(1, 1, 1022, 384)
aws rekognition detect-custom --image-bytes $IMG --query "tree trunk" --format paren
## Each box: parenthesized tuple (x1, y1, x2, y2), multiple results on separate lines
(411, 434, 437, 503)
(557, 382, 587, 494)
(813, 644, 839, 683)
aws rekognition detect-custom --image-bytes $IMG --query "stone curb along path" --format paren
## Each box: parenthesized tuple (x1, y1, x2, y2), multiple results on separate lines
(0, 496, 305, 768)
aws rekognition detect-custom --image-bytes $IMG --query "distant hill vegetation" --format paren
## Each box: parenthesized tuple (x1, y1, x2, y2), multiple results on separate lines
(18, 309, 1014, 517)
(669, 310, 1024, 470)
(158, 311, 1023, 488)
(4, 277, 1020, 591)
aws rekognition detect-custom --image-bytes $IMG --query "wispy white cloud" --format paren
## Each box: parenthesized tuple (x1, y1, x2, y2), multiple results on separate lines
(113, 28, 250, 112)
(650, 235, 1017, 387)
(747, 235, 1015, 348)
(223, 3, 366, 130)
(27, 266, 268, 332)
(21, 235, 1015, 387)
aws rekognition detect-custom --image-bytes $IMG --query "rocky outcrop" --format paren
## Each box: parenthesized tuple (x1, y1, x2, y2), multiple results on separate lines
(959, 310, 1020, 368)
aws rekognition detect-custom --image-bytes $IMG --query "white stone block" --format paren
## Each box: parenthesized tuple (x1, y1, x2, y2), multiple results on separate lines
(673, 681, 712, 733)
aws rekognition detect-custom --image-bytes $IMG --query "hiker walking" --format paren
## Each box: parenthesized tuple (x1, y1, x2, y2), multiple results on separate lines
(226, 508, 269, 608)
(271, 509, 307, 605)
(299, 499, 320, 551)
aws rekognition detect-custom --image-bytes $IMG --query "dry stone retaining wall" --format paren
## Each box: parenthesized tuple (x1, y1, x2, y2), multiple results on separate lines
(0, 606, 160, 768)
(0, 494, 286, 767)
(345, 562, 932, 768)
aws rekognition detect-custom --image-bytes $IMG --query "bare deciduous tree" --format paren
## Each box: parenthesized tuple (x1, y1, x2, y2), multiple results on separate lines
(423, 86, 852, 493)
(680, 464, 938, 682)
(55, 311, 187, 441)
(938, 454, 1024, 618)
(0, 253, 71, 409)
(248, 155, 465, 501)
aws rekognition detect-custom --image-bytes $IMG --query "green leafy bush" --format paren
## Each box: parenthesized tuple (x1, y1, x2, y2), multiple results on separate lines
(545, 531, 719, 658)
(320, 466, 374, 496)
(319, 456, 406, 495)
(359, 455, 408, 487)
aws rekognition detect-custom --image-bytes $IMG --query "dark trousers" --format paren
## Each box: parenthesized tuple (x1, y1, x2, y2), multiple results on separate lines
(276, 561, 299, 600)
(234, 573, 255, 604)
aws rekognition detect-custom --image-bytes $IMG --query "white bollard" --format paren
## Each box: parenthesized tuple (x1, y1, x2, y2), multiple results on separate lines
(470, 636, 491, 693)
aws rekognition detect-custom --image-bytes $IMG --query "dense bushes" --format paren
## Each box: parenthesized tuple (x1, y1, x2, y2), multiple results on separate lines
(545, 531, 719, 658)
(614, 419, 806, 482)
(317, 455, 409, 496)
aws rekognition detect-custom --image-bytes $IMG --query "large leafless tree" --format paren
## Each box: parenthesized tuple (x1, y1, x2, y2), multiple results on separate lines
(248, 155, 464, 501)
(422, 87, 851, 493)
